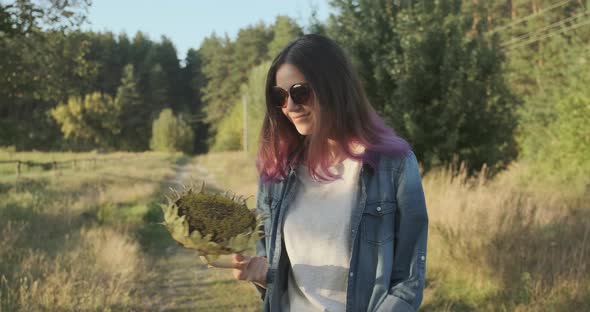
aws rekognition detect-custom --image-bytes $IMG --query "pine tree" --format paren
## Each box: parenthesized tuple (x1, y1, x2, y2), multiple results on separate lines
(329, 0, 518, 172)
(116, 64, 148, 150)
(267, 16, 303, 59)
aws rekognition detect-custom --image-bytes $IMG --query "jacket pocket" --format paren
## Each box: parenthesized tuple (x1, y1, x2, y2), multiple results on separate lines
(362, 201, 395, 245)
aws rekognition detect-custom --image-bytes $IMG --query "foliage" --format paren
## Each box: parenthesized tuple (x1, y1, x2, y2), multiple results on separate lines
(210, 101, 244, 152)
(199, 23, 272, 144)
(116, 64, 147, 150)
(244, 62, 271, 155)
(485, 0, 590, 190)
(3, 0, 589, 191)
(1, 1, 94, 150)
(182, 48, 209, 154)
(150, 109, 194, 154)
(328, 0, 518, 172)
(209, 60, 270, 153)
(267, 15, 303, 59)
(199, 34, 236, 140)
(1, 10, 206, 152)
(518, 48, 590, 191)
(50, 92, 121, 148)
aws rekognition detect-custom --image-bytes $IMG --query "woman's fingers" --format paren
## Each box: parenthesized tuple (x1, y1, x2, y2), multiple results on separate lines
(231, 253, 251, 270)
(232, 260, 251, 270)
(229, 255, 269, 286)
(232, 253, 250, 263)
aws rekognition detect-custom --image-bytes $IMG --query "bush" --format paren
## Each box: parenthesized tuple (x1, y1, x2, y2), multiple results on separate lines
(150, 109, 194, 154)
(211, 102, 243, 152)
(517, 47, 590, 194)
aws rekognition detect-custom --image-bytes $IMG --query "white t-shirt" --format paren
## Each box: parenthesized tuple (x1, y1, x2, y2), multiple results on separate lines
(280, 157, 362, 312)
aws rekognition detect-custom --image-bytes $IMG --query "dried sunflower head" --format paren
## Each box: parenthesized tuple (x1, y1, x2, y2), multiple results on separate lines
(161, 182, 264, 265)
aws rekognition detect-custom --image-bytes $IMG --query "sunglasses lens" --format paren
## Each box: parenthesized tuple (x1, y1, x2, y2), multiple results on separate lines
(270, 87, 288, 107)
(290, 84, 311, 104)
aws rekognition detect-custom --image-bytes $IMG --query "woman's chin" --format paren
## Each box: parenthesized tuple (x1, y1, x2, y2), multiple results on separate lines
(295, 126, 313, 136)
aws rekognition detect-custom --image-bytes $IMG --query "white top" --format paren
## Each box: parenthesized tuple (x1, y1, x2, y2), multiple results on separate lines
(280, 157, 362, 312)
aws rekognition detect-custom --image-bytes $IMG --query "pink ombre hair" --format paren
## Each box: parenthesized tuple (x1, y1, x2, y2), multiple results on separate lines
(256, 34, 409, 183)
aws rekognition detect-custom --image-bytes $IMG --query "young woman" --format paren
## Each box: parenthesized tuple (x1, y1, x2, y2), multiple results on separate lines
(229, 34, 428, 312)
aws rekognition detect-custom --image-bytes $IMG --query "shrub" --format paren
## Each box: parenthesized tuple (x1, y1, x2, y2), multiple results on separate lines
(150, 109, 194, 154)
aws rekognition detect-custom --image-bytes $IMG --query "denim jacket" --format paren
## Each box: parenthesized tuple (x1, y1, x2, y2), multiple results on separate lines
(254, 150, 428, 312)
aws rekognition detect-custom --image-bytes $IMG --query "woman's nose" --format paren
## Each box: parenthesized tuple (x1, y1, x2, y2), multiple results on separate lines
(285, 96, 302, 111)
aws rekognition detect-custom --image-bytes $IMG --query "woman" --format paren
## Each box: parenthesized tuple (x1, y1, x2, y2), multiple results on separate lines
(229, 34, 428, 312)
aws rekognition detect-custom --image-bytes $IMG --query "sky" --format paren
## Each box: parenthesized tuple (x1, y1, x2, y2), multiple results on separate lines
(84, 0, 334, 58)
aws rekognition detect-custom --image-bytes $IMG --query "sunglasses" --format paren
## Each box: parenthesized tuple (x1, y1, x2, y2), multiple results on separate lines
(270, 82, 312, 108)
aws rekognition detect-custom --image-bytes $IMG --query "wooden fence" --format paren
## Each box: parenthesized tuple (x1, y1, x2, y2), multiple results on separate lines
(0, 156, 135, 178)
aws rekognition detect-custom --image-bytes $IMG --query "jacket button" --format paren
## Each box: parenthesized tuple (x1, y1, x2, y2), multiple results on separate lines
(376, 206, 382, 212)
(349, 272, 354, 277)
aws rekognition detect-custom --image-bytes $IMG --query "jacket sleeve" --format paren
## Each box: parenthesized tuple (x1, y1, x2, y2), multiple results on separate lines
(375, 151, 429, 312)
(253, 178, 270, 300)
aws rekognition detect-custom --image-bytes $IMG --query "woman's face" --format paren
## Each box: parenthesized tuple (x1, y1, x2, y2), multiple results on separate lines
(276, 64, 316, 136)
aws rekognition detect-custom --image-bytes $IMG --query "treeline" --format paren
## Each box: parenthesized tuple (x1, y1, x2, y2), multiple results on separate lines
(1, 0, 207, 152)
(1, 0, 589, 190)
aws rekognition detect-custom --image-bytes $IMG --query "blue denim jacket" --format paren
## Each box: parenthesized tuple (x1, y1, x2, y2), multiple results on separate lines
(255, 150, 428, 312)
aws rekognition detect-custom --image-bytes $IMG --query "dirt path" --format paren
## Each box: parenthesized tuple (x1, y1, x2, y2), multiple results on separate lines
(144, 160, 259, 312)
(147, 161, 212, 311)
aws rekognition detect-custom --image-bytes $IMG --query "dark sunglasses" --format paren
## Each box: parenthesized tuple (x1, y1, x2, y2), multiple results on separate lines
(270, 82, 312, 108)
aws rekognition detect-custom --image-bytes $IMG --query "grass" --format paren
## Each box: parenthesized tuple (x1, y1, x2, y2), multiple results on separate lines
(1, 150, 588, 311)
(0, 151, 182, 311)
(195, 151, 590, 312)
(421, 163, 590, 311)
(193, 151, 259, 209)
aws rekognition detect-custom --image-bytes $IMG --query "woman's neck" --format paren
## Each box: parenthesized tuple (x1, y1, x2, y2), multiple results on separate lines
(300, 140, 364, 167)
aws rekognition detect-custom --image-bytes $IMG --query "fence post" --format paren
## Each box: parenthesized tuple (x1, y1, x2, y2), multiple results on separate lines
(16, 160, 21, 178)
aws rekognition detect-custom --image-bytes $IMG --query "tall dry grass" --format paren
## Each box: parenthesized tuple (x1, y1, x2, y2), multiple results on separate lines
(4, 150, 585, 311)
(194, 151, 590, 311)
(422, 163, 590, 311)
(0, 152, 182, 311)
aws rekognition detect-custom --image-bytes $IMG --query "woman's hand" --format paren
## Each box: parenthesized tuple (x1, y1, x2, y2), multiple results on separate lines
(231, 253, 269, 289)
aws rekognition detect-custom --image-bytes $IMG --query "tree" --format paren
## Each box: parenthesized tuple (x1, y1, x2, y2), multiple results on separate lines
(146, 63, 168, 118)
(233, 22, 273, 75)
(182, 48, 208, 154)
(0, 0, 93, 150)
(244, 61, 271, 155)
(116, 64, 148, 151)
(211, 102, 244, 152)
(150, 108, 194, 154)
(199, 33, 236, 142)
(211, 61, 269, 153)
(141, 36, 182, 112)
(200, 24, 273, 145)
(51, 92, 121, 148)
(86, 31, 122, 96)
(516, 40, 590, 191)
(267, 16, 303, 59)
(0, 0, 90, 37)
(328, 0, 518, 172)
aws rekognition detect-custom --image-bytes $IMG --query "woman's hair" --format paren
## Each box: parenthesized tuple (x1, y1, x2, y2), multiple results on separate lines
(257, 34, 409, 183)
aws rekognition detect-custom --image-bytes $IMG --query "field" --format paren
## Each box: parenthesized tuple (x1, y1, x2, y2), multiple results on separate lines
(1, 151, 588, 311)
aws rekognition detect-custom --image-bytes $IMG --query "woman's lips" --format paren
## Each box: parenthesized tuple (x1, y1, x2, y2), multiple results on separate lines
(293, 113, 310, 120)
